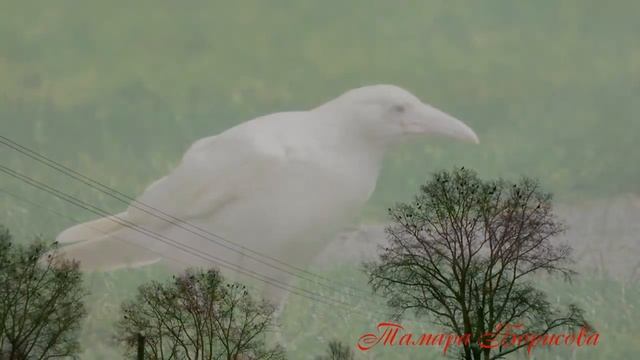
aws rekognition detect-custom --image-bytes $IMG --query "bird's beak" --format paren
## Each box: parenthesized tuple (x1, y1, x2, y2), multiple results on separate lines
(409, 103, 479, 144)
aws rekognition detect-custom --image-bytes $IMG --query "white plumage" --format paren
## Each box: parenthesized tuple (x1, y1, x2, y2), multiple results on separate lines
(57, 84, 478, 301)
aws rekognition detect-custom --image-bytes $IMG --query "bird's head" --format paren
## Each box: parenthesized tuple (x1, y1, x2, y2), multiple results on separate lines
(323, 84, 479, 145)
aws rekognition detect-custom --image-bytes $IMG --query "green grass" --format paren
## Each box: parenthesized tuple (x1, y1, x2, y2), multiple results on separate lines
(1, 1, 639, 358)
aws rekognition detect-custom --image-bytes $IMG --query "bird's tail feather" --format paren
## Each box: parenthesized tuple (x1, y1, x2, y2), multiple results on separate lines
(56, 234, 162, 271)
(55, 212, 163, 271)
(57, 212, 128, 244)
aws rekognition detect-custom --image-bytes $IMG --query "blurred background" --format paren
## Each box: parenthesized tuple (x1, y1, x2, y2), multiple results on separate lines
(1, 1, 638, 358)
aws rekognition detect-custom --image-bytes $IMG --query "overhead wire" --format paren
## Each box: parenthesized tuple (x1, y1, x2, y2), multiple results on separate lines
(0, 165, 400, 323)
(0, 135, 381, 301)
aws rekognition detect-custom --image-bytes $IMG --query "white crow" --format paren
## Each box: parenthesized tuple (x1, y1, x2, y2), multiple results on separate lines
(56, 84, 478, 302)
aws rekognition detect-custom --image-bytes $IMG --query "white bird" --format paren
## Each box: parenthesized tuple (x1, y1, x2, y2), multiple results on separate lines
(56, 84, 478, 302)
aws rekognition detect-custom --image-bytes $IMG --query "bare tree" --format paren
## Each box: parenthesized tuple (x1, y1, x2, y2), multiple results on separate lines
(0, 226, 86, 359)
(315, 340, 354, 360)
(366, 168, 590, 360)
(117, 268, 285, 360)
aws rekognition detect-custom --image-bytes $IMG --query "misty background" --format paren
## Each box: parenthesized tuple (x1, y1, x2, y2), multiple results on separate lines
(1, 1, 638, 358)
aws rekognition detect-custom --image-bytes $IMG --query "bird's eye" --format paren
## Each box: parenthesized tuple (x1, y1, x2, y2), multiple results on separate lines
(392, 104, 406, 113)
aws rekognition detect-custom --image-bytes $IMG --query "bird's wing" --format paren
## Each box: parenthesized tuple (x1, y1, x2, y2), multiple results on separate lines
(56, 120, 294, 270)
(127, 130, 288, 226)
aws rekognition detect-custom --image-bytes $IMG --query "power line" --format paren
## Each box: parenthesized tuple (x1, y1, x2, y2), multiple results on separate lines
(2, 186, 358, 310)
(0, 166, 351, 307)
(0, 135, 378, 300)
(1, 187, 395, 325)
(0, 165, 390, 319)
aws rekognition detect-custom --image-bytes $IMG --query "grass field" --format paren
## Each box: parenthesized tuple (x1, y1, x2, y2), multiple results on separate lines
(1, 1, 639, 358)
